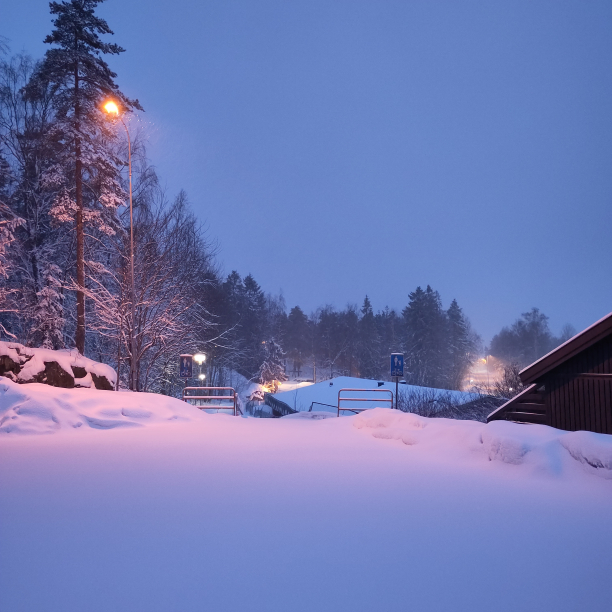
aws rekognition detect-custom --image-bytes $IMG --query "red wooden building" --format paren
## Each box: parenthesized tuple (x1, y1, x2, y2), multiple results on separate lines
(488, 312, 612, 434)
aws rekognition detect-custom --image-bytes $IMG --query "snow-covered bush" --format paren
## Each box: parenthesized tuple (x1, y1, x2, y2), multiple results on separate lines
(257, 339, 287, 392)
(398, 386, 502, 422)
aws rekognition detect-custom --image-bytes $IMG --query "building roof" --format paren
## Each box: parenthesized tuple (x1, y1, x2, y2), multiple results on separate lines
(487, 384, 545, 423)
(520, 311, 612, 384)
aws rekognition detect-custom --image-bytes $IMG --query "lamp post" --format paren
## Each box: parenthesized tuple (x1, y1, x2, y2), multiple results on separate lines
(103, 100, 137, 391)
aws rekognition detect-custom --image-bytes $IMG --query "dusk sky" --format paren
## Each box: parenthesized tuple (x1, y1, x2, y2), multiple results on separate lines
(4, 0, 612, 342)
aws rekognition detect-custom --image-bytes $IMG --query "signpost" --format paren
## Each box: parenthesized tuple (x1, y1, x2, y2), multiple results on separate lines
(390, 353, 404, 410)
(179, 354, 193, 379)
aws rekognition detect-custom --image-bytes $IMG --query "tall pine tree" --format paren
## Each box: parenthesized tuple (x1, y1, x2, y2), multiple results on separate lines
(33, 0, 141, 353)
(445, 299, 476, 390)
(402, 285, 446, 388)
(376, 306, 400, 374)
(285, 305, 309, 375)
(358, 295, 380, 378)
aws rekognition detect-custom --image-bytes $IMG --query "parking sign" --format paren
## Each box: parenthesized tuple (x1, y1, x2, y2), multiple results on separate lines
(179, 354, 193, 378)
(390, 353, 404, 378)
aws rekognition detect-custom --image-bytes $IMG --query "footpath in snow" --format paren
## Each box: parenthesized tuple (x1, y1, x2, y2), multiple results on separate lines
(1, 378, 611, 612)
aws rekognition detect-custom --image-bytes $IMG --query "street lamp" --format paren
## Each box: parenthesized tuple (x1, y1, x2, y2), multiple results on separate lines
(194, 353, 206, 385)
(104, 100, 137, 391)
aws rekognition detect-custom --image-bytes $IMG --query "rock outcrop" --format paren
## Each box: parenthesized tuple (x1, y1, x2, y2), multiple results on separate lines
(0, 342, 116, 390)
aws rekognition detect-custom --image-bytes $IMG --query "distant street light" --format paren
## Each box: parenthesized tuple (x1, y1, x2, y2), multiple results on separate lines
(104, 100, 136, 391)
(194, 353, 206, 385)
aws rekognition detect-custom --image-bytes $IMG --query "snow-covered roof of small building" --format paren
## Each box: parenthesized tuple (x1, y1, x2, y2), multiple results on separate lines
(271, 376, 476, 413)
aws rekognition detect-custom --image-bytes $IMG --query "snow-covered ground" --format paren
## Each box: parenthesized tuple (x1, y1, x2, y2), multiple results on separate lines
(1, 378, 611, 611)
(272, 375, 475, 413)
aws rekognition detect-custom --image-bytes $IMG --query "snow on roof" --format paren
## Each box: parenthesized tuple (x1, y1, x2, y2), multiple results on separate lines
(272, 376, 476, 413)
(520, 310, 612, 384)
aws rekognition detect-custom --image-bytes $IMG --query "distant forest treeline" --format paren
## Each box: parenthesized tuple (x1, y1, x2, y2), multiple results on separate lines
(209, 277, 480, 391)
(205, 276, 575, 393)
(489, 308, 576, 370)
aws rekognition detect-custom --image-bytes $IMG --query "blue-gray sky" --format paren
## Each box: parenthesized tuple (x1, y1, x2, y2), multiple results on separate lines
(4, 0, 612, 341)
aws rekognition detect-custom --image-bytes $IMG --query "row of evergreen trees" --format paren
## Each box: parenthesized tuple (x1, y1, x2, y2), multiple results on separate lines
(214, 274, 480, 391)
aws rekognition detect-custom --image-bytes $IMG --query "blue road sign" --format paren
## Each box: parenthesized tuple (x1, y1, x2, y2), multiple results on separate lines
(179, 354, 193, 378)
(390, 353, 404, 378)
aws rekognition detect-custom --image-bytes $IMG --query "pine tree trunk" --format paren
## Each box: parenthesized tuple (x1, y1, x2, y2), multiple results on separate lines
(75, 144, 85, 354)
(74, 56, 85, 354)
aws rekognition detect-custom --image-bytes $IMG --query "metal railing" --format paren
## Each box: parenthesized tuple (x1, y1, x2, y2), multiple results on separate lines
(337, 388, 394, 417)
(264, 393, 297, 417)
(183, 387, 239, 416)
(309, 401, 337, 412)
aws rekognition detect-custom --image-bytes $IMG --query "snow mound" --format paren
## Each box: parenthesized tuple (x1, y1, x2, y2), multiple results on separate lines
(0, 378, 205, 435)
(560, 431, 612, 472)
(282, 411, 337, 420)
(354, 408, 612, 479)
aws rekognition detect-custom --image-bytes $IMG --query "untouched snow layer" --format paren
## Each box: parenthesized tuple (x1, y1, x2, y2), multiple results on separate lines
(272, 375, 475, 412)
(1, 383, 611, 612)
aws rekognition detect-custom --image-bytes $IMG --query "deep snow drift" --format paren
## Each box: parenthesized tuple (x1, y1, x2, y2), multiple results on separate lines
(0, 378, 203, 434)
(1, 379, 611, 612)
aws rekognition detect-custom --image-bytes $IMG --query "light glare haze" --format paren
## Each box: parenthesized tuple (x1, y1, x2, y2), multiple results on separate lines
(3, 0, 612, 341)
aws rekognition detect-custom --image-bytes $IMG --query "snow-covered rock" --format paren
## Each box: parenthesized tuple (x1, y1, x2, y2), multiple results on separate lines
(0, 341, 116, 390)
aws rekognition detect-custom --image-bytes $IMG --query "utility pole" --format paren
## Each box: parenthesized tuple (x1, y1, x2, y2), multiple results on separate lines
(103, 101, 136, 390)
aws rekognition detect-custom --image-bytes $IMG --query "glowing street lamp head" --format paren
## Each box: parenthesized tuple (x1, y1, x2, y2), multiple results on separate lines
(103, 100, 119, 115)
(193, 353, 206, 365)
(198, 373, 206, 381)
